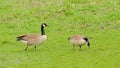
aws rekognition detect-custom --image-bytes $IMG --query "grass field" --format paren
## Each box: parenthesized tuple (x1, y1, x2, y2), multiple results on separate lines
(0, 0, 120, 68)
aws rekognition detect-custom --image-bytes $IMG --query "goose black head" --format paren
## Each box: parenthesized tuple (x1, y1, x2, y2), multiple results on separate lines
(41, 23, 47, 27)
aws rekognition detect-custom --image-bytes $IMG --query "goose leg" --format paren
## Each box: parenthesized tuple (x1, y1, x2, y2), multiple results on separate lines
(25, 46, 28, 51)
(79, 46, 81, 51)
(34, 46, 36, 51)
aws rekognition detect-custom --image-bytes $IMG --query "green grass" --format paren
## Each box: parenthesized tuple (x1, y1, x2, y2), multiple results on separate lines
(0, 0, 120, 68)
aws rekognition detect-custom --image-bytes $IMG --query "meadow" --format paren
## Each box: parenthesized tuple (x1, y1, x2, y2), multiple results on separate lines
(0, 0, 120, 68)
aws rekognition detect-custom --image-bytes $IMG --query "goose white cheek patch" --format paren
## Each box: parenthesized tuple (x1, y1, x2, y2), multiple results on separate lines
(43, 24, 46, 27)
(20, 40, 27, 44)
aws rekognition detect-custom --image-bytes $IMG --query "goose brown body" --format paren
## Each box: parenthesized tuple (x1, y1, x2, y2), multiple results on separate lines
(70, 35, 86, 46)
(18, 34, 47, 45)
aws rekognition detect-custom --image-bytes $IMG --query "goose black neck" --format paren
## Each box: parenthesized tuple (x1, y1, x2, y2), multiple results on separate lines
(41, 26, 45, 35)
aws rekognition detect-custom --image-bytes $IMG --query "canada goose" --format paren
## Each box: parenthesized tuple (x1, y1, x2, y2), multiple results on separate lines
(68, 35, 90, 50)
(16, 23, 47, 51)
